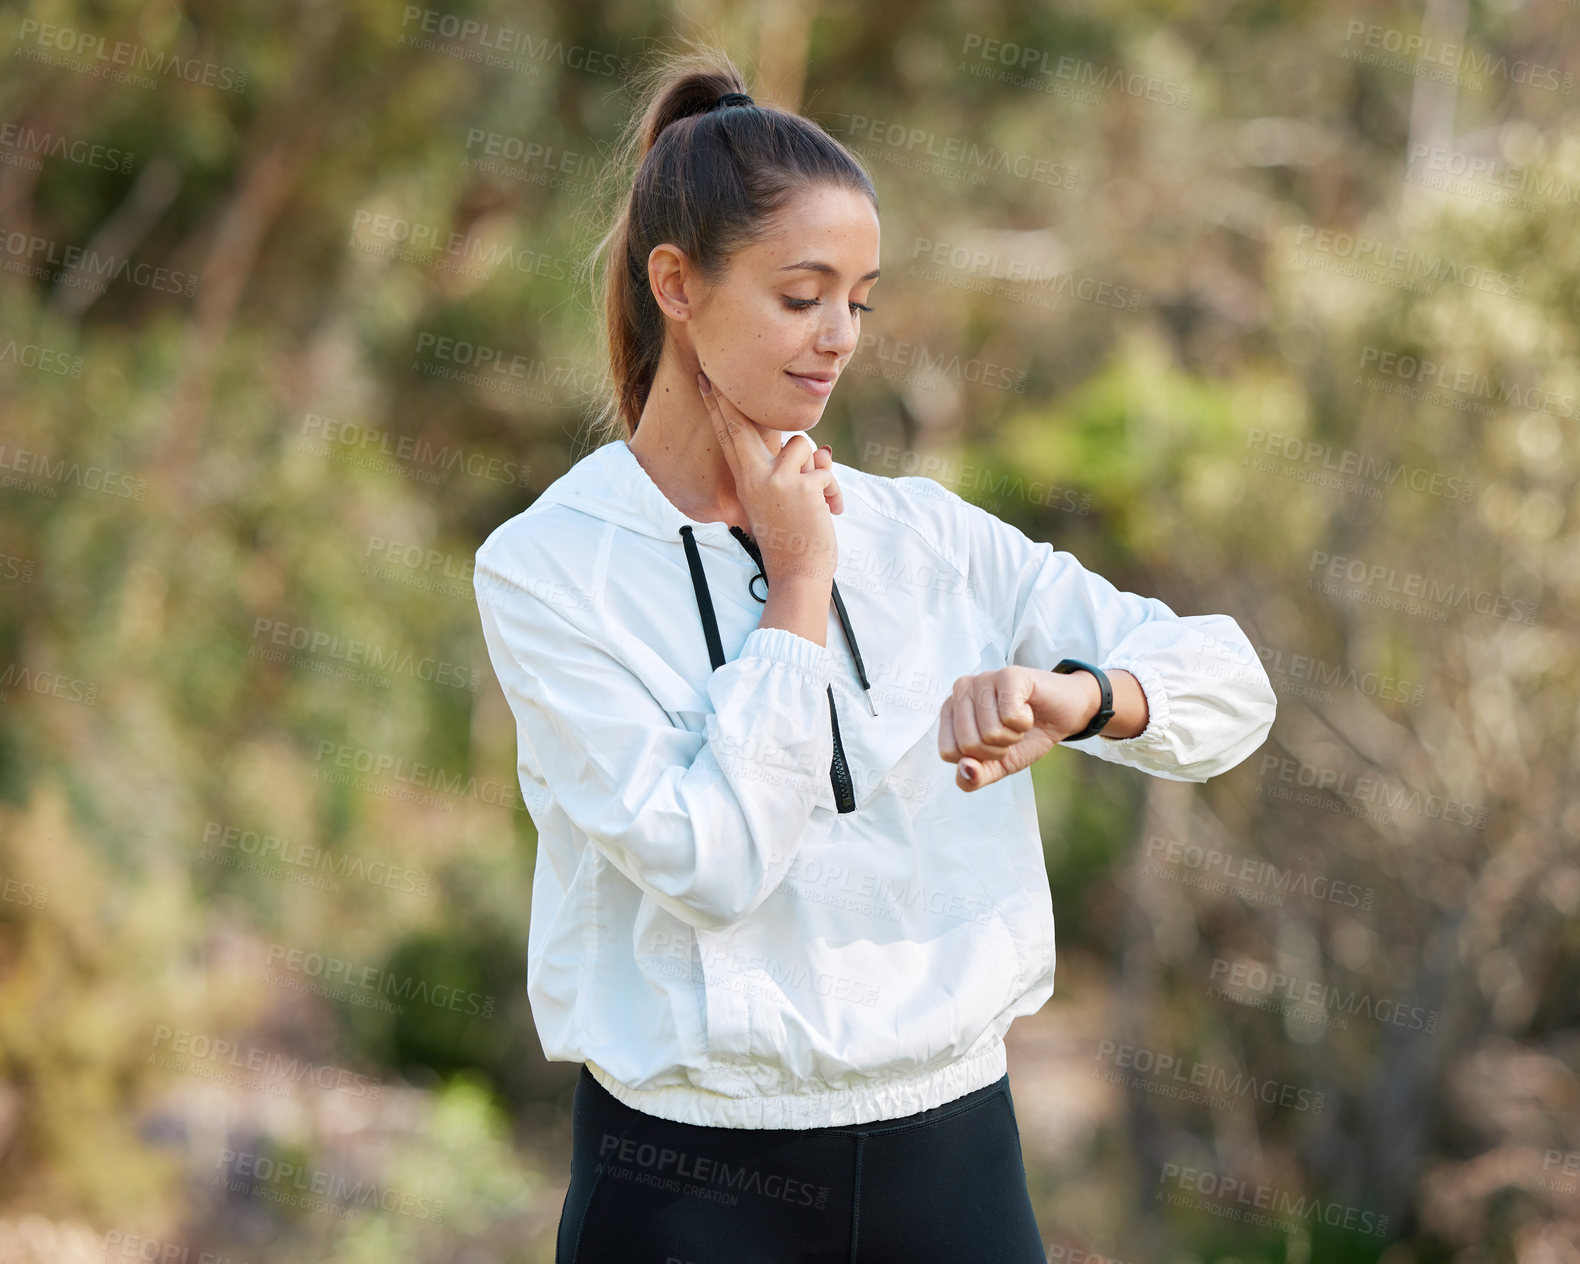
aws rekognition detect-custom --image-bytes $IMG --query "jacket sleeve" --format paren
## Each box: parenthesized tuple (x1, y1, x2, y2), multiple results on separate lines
(915, 481, 1277, 783)
(473, 538, 836, 932)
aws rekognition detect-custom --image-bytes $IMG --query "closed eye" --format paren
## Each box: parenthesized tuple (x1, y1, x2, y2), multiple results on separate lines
(783, 297, 875, 314)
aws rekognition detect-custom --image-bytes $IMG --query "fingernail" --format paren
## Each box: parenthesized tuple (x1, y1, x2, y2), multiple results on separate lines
(696, 373, 711, 394)
(962, 763, 976, 783)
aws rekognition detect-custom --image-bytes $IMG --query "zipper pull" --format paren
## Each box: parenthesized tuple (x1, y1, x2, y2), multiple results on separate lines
(728, 525, 769, 603)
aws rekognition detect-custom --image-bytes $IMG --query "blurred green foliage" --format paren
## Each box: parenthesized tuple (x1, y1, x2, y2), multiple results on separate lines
(2, 0, 1578, 1261)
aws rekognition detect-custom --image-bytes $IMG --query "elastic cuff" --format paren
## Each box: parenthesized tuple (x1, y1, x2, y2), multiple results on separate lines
(1091, 655, 1170, 748)
(739, 625, 833, 684)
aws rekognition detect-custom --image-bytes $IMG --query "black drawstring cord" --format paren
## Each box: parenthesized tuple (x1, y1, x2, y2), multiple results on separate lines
(680, 525, 726, 670)
(829, 582, 875, 717)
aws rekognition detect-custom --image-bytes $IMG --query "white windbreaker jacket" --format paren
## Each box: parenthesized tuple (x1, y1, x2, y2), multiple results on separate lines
(473, 435, 1277, 1129)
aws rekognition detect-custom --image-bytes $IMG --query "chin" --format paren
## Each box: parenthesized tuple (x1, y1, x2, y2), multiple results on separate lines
(779, 411, 826, 435)
(714, 378, 827, 434)
(751, 404, 827, 434)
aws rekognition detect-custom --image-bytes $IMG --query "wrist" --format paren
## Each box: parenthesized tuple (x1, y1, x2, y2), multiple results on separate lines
(1050, 658, 1115, 740)
(1080, 670, 1102, 725)
(765, 565, 835, 591)
(1040, 668, 1099, 720)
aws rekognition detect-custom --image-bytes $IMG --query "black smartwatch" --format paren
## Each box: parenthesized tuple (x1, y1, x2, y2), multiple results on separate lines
(1052, 658, 1114, 740)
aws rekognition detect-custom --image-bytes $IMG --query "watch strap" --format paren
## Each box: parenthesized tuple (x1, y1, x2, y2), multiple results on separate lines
(1052, 658, 1114, 740)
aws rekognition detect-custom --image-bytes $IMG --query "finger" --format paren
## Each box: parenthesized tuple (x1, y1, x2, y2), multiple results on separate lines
(937, 695, 959, 764)
(810, 447, 844, 515)
(956, 739, 1028, 792)
(950, 676, 985, 762)
(771, 432, 818, 476)
(802, 445, 831, 476)
(959, 755, 1011, 791)
(972, 682, 1018, 752)
(939, 693, 987, 789)
(976, 675, 1033, 748)
(698, 372, 771, 479)
(696, 373, 743, 484)
(1003, 675, 1037, 732)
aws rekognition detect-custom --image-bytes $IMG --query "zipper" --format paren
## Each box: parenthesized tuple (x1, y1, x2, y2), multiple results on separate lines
(727, 525, 858, 815)
(826, 684, 857, 813)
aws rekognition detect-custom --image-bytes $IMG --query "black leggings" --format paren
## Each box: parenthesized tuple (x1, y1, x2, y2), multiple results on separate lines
(557, 1064, 1047, 1263)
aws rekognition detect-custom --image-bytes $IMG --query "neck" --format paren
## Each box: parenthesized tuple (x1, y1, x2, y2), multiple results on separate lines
(627, 348, 767, 530)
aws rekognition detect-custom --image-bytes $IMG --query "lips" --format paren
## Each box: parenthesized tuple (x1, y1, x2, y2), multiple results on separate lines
(786, 369, 836, 397)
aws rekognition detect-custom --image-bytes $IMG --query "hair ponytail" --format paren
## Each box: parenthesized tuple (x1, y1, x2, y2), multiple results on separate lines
(584, 44, 876, 444)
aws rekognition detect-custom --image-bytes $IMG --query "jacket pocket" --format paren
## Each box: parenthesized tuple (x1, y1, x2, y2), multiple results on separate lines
(693, 924, 756, 1062)
(691, 874, 1026, 1084)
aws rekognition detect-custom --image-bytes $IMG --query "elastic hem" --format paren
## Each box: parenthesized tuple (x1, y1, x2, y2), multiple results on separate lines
(739, 625, 834, 683)
(822, 1074, 1007, 1138)
(584, 1040, 1008, 1130)
(1092, 653, 1171, 748)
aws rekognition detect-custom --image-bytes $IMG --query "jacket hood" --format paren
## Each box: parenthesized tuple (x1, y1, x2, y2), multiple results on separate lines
(534, 432, 816, 542)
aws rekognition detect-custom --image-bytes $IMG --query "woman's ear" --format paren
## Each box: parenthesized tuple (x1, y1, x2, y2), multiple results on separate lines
(647, 243, 695, 321)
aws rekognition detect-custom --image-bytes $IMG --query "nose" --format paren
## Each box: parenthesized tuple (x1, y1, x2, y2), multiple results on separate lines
(815, 304, 860, 359)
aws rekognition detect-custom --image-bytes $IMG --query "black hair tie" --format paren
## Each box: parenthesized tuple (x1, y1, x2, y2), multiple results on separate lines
(714, 92, 754, 109)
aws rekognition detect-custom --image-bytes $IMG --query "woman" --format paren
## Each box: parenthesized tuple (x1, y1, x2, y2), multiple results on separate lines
(473, 48, 1277, 1264)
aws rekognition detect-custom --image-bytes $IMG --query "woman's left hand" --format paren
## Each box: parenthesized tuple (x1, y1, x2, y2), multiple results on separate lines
(938, 666, 1100, 791)
(801, 443, 842, 514)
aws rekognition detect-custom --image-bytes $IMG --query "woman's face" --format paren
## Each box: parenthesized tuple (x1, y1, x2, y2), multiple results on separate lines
(661, 183, 880, 434)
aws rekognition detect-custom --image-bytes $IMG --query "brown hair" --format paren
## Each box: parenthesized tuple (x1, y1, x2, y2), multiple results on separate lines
(585, 45, 877, 443)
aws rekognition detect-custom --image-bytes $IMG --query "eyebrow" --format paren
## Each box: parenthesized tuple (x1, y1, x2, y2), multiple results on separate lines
(778, 259, 881, 281)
